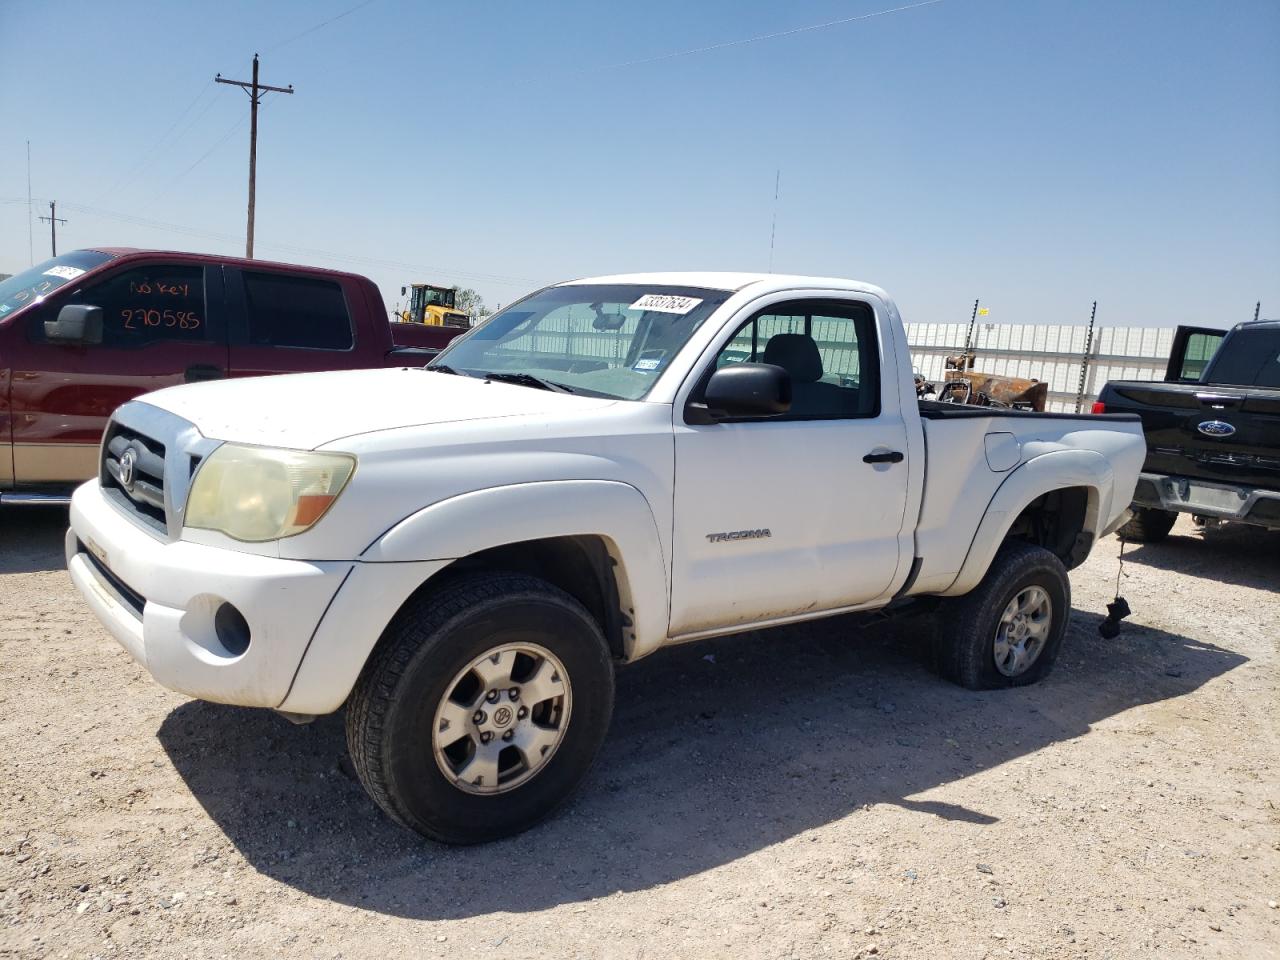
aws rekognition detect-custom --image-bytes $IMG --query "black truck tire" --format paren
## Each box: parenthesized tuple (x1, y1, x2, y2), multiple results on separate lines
(934, 541, 1071, 690)
(1116, 507, 1177, 543)
(345, 572, 615, 844)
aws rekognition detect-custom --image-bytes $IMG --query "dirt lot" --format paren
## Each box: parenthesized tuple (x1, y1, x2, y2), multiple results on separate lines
(1, 511, 1277, 960)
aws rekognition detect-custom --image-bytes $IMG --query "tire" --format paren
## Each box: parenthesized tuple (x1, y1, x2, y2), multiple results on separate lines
(1116, 507, 1177, 543)
(934, 541, 1071, 690)
(345, 572, 615, 844)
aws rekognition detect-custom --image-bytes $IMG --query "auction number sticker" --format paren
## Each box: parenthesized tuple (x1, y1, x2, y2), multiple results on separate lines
(630, 294, 703, 315)
(44, 266, 86, 281)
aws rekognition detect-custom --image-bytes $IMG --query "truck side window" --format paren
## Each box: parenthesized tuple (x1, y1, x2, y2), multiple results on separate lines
(712, 300, 879, 418)
(242, 272, 353, 351)
(32, 265, 209, 349)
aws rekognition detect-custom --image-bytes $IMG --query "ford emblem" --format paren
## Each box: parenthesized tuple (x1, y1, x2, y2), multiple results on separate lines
(1196, 420, 1237, 438)
(119, 448, 137, 490)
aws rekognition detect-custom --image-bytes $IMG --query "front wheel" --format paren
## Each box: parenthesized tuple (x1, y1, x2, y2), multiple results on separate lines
(345, 572, 615, 843)
(934, 541, 1071, 690)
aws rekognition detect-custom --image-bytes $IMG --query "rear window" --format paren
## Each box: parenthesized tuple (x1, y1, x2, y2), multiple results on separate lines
(243, 272, 353, 350)
(1205, 328, 1280, 388)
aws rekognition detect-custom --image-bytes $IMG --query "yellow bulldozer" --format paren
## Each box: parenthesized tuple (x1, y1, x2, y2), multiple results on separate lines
(398, 282, 471, 329)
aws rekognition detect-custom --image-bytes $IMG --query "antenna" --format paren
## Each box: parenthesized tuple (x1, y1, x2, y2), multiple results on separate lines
(26, 141, 33, 266)
(767, 169, 780, 272)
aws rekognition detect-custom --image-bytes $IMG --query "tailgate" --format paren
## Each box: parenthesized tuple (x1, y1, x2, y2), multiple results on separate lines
(1104, 381, 1280, 491)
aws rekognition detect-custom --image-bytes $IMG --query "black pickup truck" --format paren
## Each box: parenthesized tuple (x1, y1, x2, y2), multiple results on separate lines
(1095, 320, 1280, 541)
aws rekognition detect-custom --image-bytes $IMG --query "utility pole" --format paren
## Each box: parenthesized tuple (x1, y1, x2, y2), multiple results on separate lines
(37, 201, 67, 258)
(215, 54, 294, 258)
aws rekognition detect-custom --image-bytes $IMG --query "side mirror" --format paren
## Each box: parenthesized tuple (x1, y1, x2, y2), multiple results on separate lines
(694, 362, 792, 421)
(45, 304, 103, 345)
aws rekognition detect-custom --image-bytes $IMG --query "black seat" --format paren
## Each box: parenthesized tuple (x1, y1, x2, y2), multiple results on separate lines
(762, 333, 853, 417)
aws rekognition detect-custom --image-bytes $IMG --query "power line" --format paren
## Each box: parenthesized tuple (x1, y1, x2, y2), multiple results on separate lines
(90, 82, 217, 205)
(265, 0, 381, 52)
(147, 108, 256, 204)
(525, 0, 946, 82)
(10, 197, 541, 288)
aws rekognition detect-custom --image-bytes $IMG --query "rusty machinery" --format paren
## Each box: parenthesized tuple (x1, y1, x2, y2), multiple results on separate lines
(925, 350, 1049, 412)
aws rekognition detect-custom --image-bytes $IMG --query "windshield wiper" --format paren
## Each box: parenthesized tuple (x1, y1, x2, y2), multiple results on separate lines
(484, 372, 575, 394)
(425, 363, 472, 377)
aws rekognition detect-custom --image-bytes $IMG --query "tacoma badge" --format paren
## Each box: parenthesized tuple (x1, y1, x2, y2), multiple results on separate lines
(706, 529, 772, 543)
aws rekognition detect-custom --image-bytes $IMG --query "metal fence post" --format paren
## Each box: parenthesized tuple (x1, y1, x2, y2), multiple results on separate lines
(1074, 301, 1098, 413)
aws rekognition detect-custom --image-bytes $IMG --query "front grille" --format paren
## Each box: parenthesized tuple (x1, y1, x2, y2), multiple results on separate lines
(102, 424, 168, 534)
(444, 313, 470, 329)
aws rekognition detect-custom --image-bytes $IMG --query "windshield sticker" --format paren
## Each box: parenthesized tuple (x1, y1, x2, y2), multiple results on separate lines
(43, 266, 86, 281)
(630, 294, 703, 315)
(633, 358, 662, 371)
(0, 304, 10, 316)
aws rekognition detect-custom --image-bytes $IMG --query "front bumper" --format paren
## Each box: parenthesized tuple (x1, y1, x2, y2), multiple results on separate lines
(67, 481, 352, 708)
(1132, 472, 1280, 530)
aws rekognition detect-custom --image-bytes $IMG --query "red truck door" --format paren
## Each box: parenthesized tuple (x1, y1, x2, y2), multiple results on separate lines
(6, 260, 229, 487)
(223, 266, 385, 377)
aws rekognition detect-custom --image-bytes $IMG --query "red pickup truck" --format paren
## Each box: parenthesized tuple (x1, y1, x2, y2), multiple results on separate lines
(0, 248, 463, 504)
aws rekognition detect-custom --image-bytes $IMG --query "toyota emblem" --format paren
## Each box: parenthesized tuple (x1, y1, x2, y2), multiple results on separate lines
(119, 448, 137, 490)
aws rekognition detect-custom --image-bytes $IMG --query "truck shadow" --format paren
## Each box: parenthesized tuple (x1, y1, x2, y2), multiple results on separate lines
(158, 609, 1244, 921)
(0, 508, 69, 575)
(1121, 524, 1280, 592)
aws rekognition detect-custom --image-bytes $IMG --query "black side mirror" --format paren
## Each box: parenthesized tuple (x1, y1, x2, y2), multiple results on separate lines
(691, 362, 792, 422)
(45, 304, 103, 345)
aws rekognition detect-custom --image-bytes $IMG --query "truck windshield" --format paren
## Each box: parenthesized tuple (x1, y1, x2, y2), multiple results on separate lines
(0, 251, 114, 321)
(1204, 327, 1280, 388)
(429, 284, 732, 399)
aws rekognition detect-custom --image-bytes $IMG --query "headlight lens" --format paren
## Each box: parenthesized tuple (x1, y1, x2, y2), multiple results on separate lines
(185, 444, 356, 542)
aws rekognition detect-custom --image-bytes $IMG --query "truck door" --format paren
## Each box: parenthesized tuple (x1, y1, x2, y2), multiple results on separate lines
(8, 261, 228, 487)
(1164, 325, 1226, 382)
(668, 297, 911, 636)
(224, 268, 382, 376)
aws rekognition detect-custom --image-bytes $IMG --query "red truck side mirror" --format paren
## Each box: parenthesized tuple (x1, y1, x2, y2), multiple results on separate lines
(45, 304, 104, 345)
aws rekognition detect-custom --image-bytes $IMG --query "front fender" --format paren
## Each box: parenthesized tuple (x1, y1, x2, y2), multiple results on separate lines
(364, 479, 670, 658)
(279, 480, 670, 715)
(939, 449, 1113, 597)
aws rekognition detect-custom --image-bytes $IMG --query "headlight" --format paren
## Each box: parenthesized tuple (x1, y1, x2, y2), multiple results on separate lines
(185, 444, 356, 542)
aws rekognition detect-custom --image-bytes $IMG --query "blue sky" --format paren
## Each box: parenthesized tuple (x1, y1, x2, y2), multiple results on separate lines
(2, 0, 1277, 327)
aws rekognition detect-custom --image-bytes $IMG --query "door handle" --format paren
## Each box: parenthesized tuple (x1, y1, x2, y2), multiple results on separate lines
(863, 450, 904, 464)
(185, 364, 225, 383)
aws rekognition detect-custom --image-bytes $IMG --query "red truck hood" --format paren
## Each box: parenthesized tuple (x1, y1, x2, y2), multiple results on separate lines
(137, 367, 617, 449)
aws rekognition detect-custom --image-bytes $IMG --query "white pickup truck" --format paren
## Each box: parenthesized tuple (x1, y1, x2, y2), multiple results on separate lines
(66, 272, 1145, 843)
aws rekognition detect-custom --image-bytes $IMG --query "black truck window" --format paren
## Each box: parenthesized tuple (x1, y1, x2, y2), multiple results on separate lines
(1204, 328, 1280, 388)
(242, 272, 354, 351)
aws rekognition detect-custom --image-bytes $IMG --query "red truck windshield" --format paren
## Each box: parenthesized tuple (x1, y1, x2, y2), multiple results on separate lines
(0, 251, 114, 321)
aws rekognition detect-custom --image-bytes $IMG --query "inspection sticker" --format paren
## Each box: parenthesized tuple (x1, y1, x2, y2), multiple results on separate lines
(630, 294, 702, 315)
(43, 266, 86, 281)
(633, 358, 662, 371)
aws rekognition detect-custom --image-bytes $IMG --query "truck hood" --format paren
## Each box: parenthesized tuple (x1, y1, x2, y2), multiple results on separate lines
(139, 367, 618, 449)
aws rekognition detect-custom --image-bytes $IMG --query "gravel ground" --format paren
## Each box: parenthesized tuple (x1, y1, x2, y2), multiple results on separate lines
(1, 510, 1277, 960)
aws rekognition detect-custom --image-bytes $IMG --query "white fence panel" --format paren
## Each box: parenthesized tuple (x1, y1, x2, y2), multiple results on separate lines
(905, 322, 1173, 412)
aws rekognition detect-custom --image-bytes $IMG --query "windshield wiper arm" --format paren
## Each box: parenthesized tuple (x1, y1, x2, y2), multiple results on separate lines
(484, 372, 575, 393)
(425, 363, 472, 377)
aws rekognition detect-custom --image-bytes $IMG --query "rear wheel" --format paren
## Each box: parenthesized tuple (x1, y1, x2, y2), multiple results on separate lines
(1116, 507, 1177, 543)
(934, 541, 1070, 690)
(345, 572, 615, 844)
